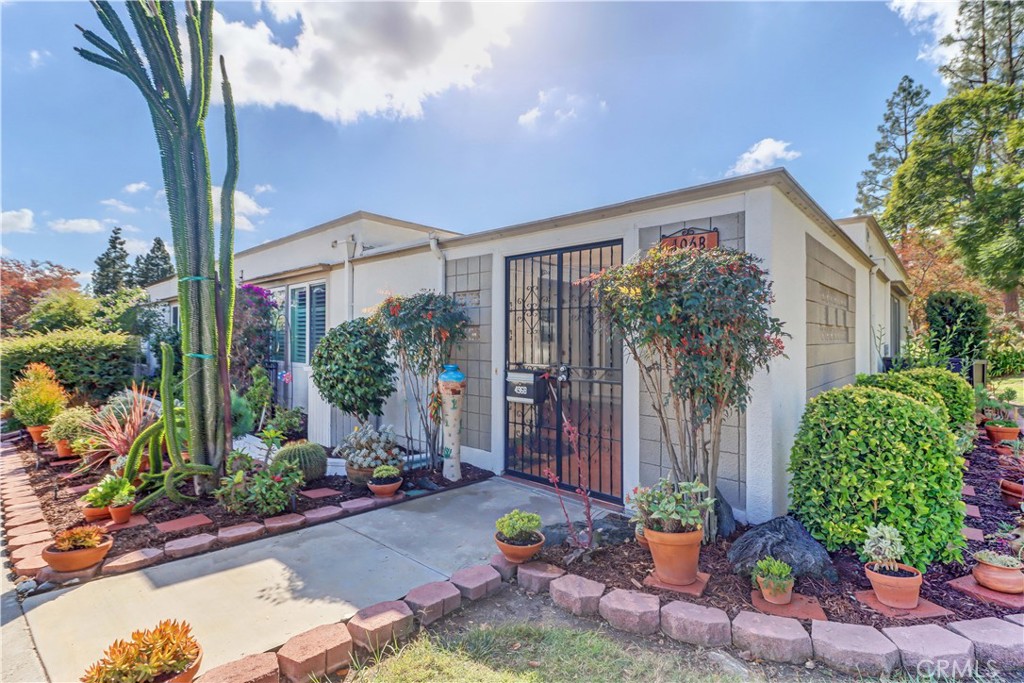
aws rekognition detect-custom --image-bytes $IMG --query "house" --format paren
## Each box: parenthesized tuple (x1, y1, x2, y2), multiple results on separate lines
(146, 168, 910, 524)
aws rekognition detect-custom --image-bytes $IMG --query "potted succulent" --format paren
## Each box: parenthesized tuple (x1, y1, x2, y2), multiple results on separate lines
(628, 478, 714, 586)
(82, 619, 203, 683)
(971, 550, 1024, 594)
(41, 525, 113, 572)
(80, 474, 121, 521)
(44, 406, 95, 458)
(335, 424, 402, 487)
(862, 524, 923, 609)
(106, 477, 137, 524)
(753, 556, 795, 605)
(367, 465, 403, 497)
(986, 419, 1021, 444)
(999, 449, 1024, 509)
(494, 509, 545, 564)
(9, 364, 69, 445)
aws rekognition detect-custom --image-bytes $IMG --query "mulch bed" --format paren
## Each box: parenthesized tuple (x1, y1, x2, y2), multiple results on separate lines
(540, 431, 1021, 628)
(10, 443, 492, 559)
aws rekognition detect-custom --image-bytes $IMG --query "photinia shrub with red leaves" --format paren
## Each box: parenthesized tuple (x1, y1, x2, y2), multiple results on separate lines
(583, 244, 786, 539)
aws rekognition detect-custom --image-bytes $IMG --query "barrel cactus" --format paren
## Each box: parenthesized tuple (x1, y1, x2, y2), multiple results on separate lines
(275, 441, 327, 483)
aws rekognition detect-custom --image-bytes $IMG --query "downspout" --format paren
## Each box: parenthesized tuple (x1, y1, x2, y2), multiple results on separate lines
(429, 233, 446, 293)
(342, 235, 357, 321)
(869, 262, 880, 371)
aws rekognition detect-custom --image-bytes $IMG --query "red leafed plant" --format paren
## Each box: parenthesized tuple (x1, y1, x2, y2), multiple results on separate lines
(76, 384, 158, 474)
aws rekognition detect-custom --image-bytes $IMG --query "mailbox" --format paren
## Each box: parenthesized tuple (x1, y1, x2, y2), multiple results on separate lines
(506, 370, 548, 405)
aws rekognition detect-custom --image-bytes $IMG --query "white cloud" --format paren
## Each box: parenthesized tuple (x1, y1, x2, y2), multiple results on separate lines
(123, 181, 150, 194)
(120, 224, 143, 233)
(725, 138, 801, 177)
(517, 87, 601, 132)
(100, 198, 138, 214)
(74, 271, 93, 288)
(49, 218, 105, 234)
(1, 208, 35, 234)
(29, 49, 51, 68)
(888, 0, 959, 70)
(213, 186, 270, 232)
(254, 183, 275, 194)
(1, 245, 11, 256)
(124, 238, 150, 256)
(212, 3, 525, 123)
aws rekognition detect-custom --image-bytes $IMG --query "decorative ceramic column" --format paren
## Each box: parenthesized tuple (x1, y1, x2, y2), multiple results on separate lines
(438, 363, 466, 481)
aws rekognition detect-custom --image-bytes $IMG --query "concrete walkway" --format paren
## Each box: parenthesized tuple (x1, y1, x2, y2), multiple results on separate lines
(15, 477, 597, 682)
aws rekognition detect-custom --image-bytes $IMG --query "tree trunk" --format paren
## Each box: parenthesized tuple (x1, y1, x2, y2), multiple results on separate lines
(1003, 288, 1020, 314)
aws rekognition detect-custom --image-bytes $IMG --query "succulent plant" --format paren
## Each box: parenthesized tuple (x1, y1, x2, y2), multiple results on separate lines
(44, 406, 95, 443)
(863, 524, 906, 572)
(496, 509, 542, 543)
(53, 525, 105, 551)
(973, 550, 1024, 569)
(274, 440, 327, 482)
(335, 424, 402, 470)
(372, 464, 401, 482)
(81, 619, 200, 683)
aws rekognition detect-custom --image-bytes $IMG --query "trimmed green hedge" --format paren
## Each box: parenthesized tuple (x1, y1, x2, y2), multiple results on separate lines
(789, 385, 964, 570)
(899, 367, 974, 427)
(0, 329, 138, 401)
(854, 372, 950, 427)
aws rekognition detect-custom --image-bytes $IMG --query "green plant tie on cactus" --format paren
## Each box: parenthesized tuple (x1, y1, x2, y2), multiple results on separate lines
(185, 353, 215, 360)
(178, 276, 213, 282)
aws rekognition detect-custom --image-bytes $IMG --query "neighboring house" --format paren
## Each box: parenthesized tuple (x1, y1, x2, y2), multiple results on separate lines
(146, 168, 910, 524)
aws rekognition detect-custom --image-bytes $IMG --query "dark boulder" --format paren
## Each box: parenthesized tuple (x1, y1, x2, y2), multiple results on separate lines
(715, 487, 737, 538)
(542, 513, 634, 548)
(727, 515, 838, 582)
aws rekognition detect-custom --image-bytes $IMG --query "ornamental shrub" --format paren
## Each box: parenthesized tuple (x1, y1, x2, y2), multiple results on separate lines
(311, 317, 396, 423)
(854, 372, 949, 426)
(988, 314, 1024, 378)
(0, 328, 137, 401)
(899, 367, 974, 427)
(495, 509, 542, 543)
(9, 363, 69, 426)
(788, 385, 964, 570)
(924, 291, 990, 361)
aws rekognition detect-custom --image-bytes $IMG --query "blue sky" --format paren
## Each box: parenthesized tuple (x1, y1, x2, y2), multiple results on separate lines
(1, 1, 956, 282)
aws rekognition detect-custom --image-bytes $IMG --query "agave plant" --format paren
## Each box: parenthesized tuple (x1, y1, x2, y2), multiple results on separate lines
(76, 385, 158, 473)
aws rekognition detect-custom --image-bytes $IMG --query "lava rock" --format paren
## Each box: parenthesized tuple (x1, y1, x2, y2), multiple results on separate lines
(415, 478, 441, 491)
(15, 579, 37, 595)
(727, 515, 838, 582)
(542, 514, 633, 548)
(715, 488, 737, 538)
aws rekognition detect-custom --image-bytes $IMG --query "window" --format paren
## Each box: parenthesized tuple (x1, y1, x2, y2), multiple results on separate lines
(288, 282, 327, 365)
(890, 296, 902, 357)
(170, 305, 180, 330)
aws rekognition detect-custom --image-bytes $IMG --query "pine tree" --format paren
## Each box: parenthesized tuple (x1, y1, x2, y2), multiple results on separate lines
(854, 76, 931, 241)
(131, 237, 175, 287)
(940, 0, 1024, 91)
(93, 226, 131, 295)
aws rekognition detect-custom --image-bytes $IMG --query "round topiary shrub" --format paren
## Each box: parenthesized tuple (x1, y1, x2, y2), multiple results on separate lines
(310, 318, 396, 423)
(275, 440, 327, 483)
(899, 367, 974, 428)
(854, 372, 949, 426)
(788, 385, 964, 569)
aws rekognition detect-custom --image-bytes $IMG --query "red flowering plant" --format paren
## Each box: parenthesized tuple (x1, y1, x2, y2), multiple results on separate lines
(583, 244, 786, 540)
(231, 284, 279, 391)
(373, 291, 469, 468)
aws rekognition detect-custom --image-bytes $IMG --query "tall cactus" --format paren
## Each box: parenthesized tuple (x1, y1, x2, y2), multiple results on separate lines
(76, 1, 237, 488)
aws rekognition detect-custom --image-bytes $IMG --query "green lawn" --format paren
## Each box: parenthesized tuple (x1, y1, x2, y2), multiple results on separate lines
(991, 374, 1024, 403)
(346, 624, 736, 683)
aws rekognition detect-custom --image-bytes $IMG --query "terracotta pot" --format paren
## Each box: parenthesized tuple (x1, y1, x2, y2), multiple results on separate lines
(1001, 480, 1024, 508)
(494, 532, 545, 564)
(644, 526, 703, 586)
(635, 528, 650, 550)
(986, 424, 1021, 443)
(972, 558, 1024, 594)
(368, 478, 403, 498)
(995, 445, 1013, 456)
(756, 575, 795, 605)
(865, 562, 923, 609)
(26, 425, 48, 444)
(54, 439, 73, 458)
(108, 503, 133, 524)
(161, 649, 203, 683)
(345, 464, 376, 487)
(41, 535, 113, 572)
(82, 505, 111, 522)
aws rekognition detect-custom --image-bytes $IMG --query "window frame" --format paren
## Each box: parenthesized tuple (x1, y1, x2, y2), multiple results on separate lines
(287, 280, 327, 366)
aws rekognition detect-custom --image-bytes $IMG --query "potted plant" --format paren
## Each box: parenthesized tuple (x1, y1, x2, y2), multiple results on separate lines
(82, 619, 202, 683)
(986, 419, 1021, 444)
(753, 556, 795, 605)
(862, 524, 923, 609)
(494, 509, 545, 564)
(44, 406, 94, 458)
(368, 465, 403, 497)
(9, 363, 69, 445)
(999, 449, 1024, 509)
(635, 522, 649, 550)
(80, 474, 122, 521)
(106, 477, 137, 524)
(41, 525, 113, 572)
(971, 550, 1024, 594)
(335, 423, 403, 487)
(628, 478, 714, 586)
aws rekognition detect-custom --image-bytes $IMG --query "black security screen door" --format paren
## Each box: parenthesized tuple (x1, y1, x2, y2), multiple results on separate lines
(505, 241, 623, 503)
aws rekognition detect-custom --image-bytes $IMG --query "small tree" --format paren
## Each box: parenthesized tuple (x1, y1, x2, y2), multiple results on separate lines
(131, 237, 175, 287)
(373, 292, 469, 467)
(1, 259, 80, 332)
(924, 291, 991, 361)
(310, 317, 396, 424)
(93, 227, 132, 296)
(586, 245, 786, 540)
(19, 290, 97, 332)
(230, 284, 277, 390)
